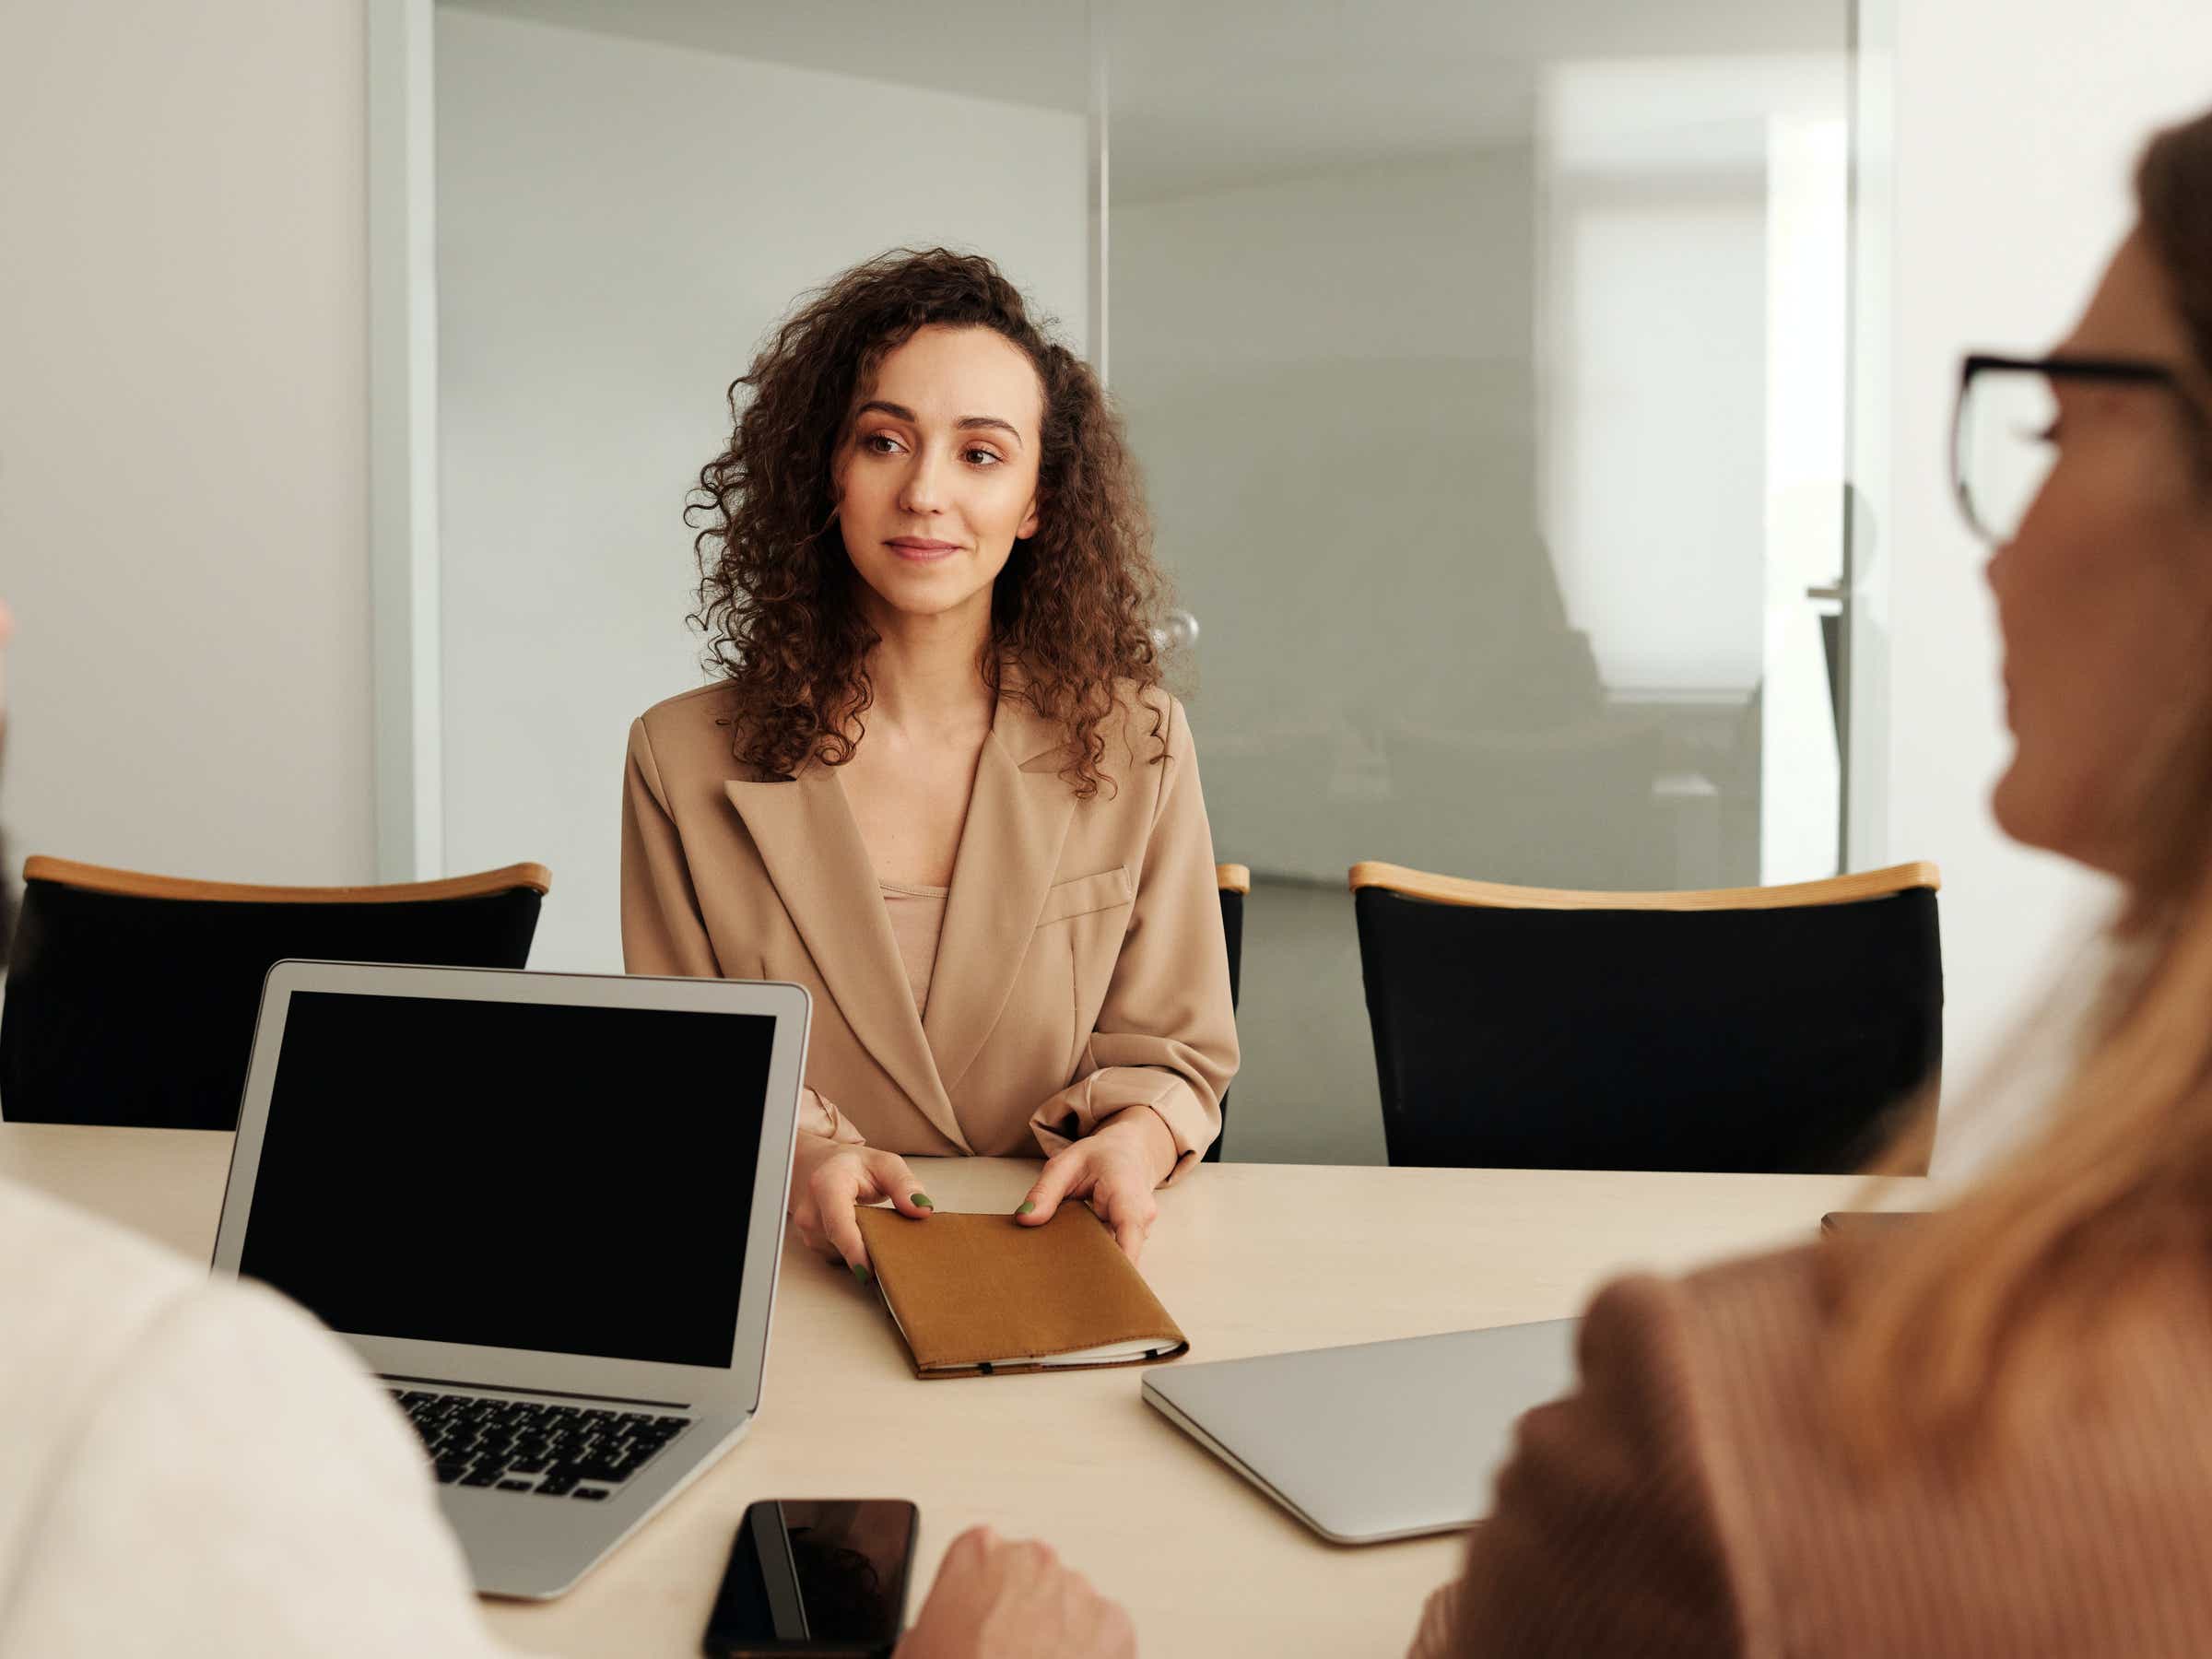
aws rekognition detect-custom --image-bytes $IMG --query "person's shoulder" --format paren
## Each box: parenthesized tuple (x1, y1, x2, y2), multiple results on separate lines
(0, 1181, 402, 1455)
(1563, 1245, 1832, 1480)
(629, 682, 757, 785)
(1583, 1244, 1826, 1381)
(1663, 1240, 1827, 1327)
(1110, 677, 1181, 724)
(126, 1272, 420, 1455)
(1099, 678, 1189, 763)
(633, 680, 735, 745)
(14, 1271, 505, 1655)
(0, 1178, 200, 1358)
(0, 1183, 205, 1506)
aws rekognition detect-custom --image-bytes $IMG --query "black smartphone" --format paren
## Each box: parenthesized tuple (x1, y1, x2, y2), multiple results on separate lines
(701, 1499, 921, 1659)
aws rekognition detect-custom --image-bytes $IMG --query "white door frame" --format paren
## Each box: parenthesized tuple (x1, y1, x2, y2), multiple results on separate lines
(367, 0, 442, 881)
(1843, 0, 1896, 869)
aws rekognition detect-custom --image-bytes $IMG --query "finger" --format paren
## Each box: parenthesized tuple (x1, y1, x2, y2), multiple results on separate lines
(863, 1150, 934, 1218)
(910, 1525, 993, 1631)
(1016, 1148, 1091, 1226)
(1112, 1215, 1146, 1263)
(1100, 1599, 1137, 1655)
(1101, 1200, 1147, 1262)
(810, 1164, 874, 1280)
(823, 1202, 873, 1283)
(788, 1194, 827, 1254)
(1091, 1179, 1155, 1264)
(943, 1524, 995, 1571)
(794, 1214, 835, 1260)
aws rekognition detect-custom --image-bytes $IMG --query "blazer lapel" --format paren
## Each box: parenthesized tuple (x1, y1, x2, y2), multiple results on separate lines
(924, 696, 1077, 1099)
(723, 768, 971, 1152)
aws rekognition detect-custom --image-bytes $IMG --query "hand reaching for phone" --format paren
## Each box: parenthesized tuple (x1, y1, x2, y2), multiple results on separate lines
(895, 1526, 1135, 1659)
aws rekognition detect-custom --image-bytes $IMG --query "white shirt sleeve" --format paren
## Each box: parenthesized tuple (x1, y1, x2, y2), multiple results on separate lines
(0, 1276, 524, 1659)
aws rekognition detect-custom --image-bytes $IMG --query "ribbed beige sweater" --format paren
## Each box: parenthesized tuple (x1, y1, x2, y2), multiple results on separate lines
(1411, 1242, 2212, 1656)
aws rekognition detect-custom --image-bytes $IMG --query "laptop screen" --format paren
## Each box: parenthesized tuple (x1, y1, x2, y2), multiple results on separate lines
(236, 988, 771, 1371)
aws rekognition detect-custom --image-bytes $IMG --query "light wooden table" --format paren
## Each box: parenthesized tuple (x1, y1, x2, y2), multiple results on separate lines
(0, 1123, 1919, 1657)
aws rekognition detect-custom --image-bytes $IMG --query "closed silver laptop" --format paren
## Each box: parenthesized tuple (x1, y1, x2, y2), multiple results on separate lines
(211, 959, 809, 1599)
(1142, 1319, 1581, 1544)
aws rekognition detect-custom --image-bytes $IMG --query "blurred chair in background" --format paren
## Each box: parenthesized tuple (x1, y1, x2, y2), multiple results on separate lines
(0, 857, 549, 1131)
(1350, 859, 1942, 1173)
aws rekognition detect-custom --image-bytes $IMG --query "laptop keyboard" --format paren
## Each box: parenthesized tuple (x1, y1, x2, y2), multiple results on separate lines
(388, 1388, 690, 1499)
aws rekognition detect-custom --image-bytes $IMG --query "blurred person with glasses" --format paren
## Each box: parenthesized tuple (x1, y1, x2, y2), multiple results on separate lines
(1954, 351, 2209, 547)
(1408, 105, 2212, 1658)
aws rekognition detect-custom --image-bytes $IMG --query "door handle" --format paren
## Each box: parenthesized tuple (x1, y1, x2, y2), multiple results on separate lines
(1153, 609, 1201, 652)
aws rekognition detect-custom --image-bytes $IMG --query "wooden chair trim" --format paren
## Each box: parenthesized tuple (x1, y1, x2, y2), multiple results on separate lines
(21, 855, 553, 906)
(1347, 859, 1941, 912)
(1216, 863, 1252, 896)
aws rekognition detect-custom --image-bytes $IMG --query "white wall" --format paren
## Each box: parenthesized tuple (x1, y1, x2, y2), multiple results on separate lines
(434, 8, 1090, 971)
(1, 2, 374, 886)
(1882, 0, 2210, 1153)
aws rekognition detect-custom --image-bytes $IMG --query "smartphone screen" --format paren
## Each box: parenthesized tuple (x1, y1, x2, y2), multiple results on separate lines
(701, 1500, 919, 1658)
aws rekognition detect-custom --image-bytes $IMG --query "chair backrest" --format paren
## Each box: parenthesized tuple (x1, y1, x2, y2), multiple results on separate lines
(1207, 864, 1249, 1164)
(1217, 864, 1248, 1011)
(0, 857, 550, 1131)
(1349, 860, 1943, 1173)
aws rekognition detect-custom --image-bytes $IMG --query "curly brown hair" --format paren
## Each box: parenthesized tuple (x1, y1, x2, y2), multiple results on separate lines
(687, 248, 1169, 796)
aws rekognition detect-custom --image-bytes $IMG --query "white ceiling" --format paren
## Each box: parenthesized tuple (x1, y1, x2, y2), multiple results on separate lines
(444, 0, 1849, 199)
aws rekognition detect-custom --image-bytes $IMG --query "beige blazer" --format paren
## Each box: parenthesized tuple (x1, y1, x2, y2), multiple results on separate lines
(1410, 1240, 2212, 1656)
(621, 681, 1239, 1173)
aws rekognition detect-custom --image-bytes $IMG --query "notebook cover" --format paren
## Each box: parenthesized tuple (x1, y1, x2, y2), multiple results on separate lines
(853, 1206, 1189, 1379)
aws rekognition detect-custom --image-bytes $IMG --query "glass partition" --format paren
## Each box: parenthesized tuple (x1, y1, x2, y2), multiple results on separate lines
(430, 0, 1865, 1162)
(1099, 2, 1855, 1159)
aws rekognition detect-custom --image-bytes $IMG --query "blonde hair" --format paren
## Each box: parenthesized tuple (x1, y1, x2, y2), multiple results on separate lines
(1831, 107, 2212, 1458)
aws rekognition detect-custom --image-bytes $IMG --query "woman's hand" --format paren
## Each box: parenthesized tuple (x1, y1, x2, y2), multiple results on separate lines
(787, 1131, 932, 1280)
(894, 1525, 1135, 1659)
(1014, 1106, 1178, 1263)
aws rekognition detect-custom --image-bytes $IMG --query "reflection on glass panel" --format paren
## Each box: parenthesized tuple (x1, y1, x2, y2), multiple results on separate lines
(1101, 2, 1853, 1159)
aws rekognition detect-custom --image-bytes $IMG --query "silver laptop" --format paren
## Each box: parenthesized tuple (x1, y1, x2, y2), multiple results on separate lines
(1141, 1318, 1580, 1544)
(211, 959, 810, 1599)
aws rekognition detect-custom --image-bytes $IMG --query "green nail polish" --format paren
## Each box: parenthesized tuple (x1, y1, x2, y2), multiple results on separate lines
(1016, 1200, 1036, 1216)
(851, 1263, 872, 1287)
(912, 1193, 934, 1209)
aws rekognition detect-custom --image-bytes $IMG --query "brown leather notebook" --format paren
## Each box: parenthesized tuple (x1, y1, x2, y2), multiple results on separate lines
(853, 1206, 1189, 1379)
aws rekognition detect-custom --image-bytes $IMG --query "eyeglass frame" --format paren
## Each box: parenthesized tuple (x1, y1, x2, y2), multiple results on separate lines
(1950, 351, 2209, 545)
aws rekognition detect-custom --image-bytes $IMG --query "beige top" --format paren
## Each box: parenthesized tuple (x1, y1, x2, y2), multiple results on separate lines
(0, 1177, 512, 1657)
(1409, 1239, 2212, 1657)
(878, 879, 949, 1018)
(621, 681, 1239, 1175)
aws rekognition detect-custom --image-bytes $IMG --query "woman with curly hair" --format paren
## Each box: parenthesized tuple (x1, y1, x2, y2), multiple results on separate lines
(620, 250, 1238, 1280)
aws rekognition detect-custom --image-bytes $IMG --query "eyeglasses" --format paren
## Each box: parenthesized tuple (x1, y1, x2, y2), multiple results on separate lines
(1950, 352, 2200, 545)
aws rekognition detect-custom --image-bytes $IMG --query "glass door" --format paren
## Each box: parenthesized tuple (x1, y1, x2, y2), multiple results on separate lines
(1097, 3, 1857, 1159)
(426, 0, 1863, 1163)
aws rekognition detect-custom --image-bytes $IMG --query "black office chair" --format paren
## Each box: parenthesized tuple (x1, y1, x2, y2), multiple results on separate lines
(0, 855, 550, 1131)
(1206, 864, 1248, 1164)
(1350, 860, 1943, 1173)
